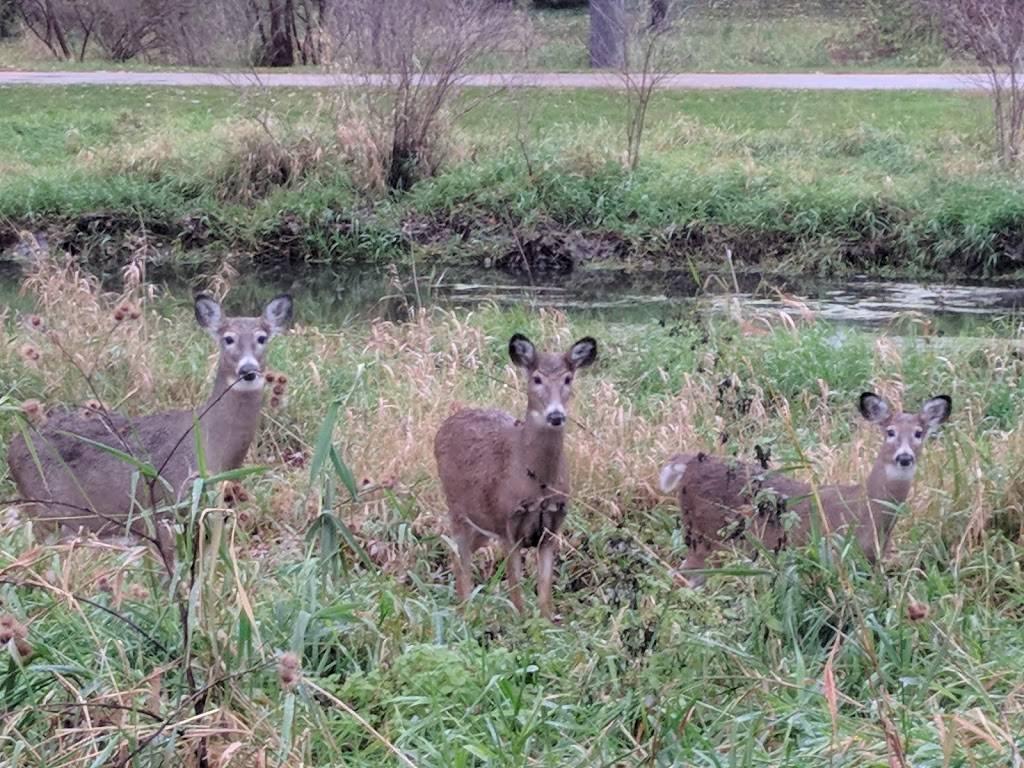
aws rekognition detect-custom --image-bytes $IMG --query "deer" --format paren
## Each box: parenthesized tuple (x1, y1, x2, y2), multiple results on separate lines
(658, 392, 951, 586)
(434, 333, 598, 620)
(6, 294, 293, 567)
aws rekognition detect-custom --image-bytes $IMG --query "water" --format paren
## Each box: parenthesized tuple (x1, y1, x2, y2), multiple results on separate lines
(423, 267, 1024, 335)
(3, 249, 1024, 336)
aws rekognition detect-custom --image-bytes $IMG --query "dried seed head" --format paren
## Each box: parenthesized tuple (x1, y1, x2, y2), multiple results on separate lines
(270, 396, 282, 409)
(113, 309, 126, 322)
(278, 652, 301, 689)
(21, 399, 45, 424)
(272, 383, 286, 396)
(275, 374, 288, 385)
(907, 600, 929, 622)
(0, 615, 27, 643)
(19, 344, 41, 363)
(84, 400, 104, 418)
(25, 314, 45, 331)
(97, 575, 113, 594)
(264, 372, 277, 384)
(128, 583, 150, 601)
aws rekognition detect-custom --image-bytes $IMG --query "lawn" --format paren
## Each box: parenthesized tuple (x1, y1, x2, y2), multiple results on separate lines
(1, 255, 1023, 765)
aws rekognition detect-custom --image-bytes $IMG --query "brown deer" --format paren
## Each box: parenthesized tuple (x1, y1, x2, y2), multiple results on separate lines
(659, 392, 951, 585)
(6, 294, 293, 564)
(434, 333, 598, 619)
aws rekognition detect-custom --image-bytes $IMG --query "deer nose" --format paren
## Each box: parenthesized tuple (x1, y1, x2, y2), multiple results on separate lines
(547, 411, 566, 427)
(895, 452, 914, 467)
(238, 362, 260, 382)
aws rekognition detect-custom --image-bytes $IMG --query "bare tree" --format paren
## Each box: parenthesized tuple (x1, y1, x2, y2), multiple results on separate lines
(589, 0, 625, 68)
(1, 0, 18, 38)
(924, 0, 1024, 164)
(621, 0, 677, 170)
(15, 0, 72, 58)
(328, 0, 526, 190)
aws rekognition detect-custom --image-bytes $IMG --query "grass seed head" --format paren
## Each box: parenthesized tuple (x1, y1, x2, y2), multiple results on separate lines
(278, 651, 301, 689)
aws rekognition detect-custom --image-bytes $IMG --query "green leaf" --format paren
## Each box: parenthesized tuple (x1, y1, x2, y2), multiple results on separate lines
(330, 446, 359, 501)
(309, 401, 339, 485)
(206, 465, 269, 485)
(57, 430, 158, 478)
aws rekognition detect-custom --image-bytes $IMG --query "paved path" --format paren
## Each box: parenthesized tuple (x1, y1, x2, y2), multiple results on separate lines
(0, 70, 993, 91)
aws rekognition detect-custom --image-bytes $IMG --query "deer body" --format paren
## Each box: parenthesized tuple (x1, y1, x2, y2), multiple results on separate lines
(434, 334, 597, 619)
(659, 393, 951, 585)
(7, 294, 292, 553)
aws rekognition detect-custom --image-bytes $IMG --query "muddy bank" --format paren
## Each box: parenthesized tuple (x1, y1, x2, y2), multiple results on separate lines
(5, 203, 1024, 289)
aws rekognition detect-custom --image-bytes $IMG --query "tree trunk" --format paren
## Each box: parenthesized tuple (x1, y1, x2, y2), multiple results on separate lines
(45, 0, 72, 59)
(589, 0, 625, 69)
(649, 0, 668, 30)
(266, 0, 295, 67)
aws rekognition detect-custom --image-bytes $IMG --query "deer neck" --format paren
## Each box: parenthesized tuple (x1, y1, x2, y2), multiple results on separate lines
(517, 415, 566, 491)
(196, 372, 264, 474)
(864, 454, 914, 543)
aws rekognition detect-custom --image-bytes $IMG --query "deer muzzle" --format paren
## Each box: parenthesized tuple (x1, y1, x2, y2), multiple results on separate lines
(238, 360, 261, 382)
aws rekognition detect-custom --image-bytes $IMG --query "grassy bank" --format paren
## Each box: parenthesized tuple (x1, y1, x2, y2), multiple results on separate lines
(2, 259, 1024, 765)
(1, 84, 1022, 279)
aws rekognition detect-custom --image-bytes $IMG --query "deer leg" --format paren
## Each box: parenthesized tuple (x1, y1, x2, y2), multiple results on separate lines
(506, 545, 525, 614)
(537, 536, 557, 620)
(453, 529, 476, 604)
(680, 533, 711, 588)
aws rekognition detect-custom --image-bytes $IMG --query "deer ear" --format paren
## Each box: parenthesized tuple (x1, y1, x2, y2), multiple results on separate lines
(194, 295, 222, 335)
(859, 392, 890, 423)
(263, 294, 293, 336)
(921, 395, 952, 435)
(566, 337, 598, 370)
(509, 334, 537, 370)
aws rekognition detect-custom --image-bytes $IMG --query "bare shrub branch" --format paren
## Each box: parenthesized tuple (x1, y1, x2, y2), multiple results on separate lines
(620, 0, 679, 170)
(325, 0, 528, 190)
(923, 0, 1024, 164)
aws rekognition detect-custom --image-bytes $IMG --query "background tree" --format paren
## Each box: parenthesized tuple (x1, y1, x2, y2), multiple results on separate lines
(0, 0, 18, 38)
(589, 0, 625, 68)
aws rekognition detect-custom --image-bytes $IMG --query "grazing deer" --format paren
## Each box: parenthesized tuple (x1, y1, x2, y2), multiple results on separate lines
(7, 294, 293, 564)
(434, 333, 598, 619)
(659, 393, 951, 585)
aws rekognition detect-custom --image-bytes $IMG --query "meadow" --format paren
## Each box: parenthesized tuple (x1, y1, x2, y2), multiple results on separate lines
(1, 252, 1024, 765)
(2, 83, 1023, 280)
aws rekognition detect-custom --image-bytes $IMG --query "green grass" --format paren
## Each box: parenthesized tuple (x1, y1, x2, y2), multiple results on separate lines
(2, 271, 1024, 765)
(2, 84, 1020, 279)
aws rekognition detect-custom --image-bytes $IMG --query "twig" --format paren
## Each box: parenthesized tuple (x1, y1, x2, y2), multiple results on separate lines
(305, 679, 419, 768)
(0, 578, 171, 656)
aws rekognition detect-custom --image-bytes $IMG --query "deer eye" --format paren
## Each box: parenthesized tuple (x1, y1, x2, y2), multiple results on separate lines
(532, 375, 543, 385)
(886, 428, 896, 439)
(223, 334, 236, 346)
(564, 375, 573, 385)
(256, 334, 268, 345)
(914, 429, 924, 440)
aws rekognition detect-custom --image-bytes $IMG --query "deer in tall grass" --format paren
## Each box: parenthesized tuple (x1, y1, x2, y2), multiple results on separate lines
(435, 333, 598, 619)
(659, 392, 951, 585)
(7, 294, 293, 566)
